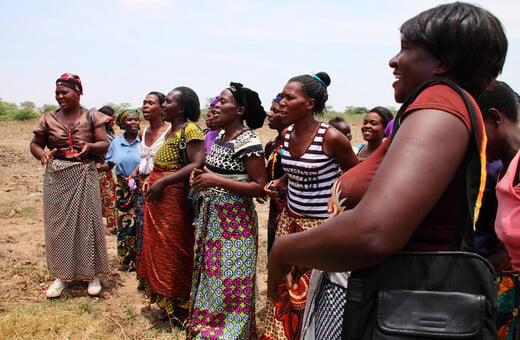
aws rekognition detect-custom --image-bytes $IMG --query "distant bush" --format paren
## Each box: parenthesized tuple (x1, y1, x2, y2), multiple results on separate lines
(13, 108, 39, 121)
(0, 100, 40, 121)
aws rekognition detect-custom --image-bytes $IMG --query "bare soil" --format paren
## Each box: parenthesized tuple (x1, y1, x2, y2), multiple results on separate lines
(0, 119, 363, 339)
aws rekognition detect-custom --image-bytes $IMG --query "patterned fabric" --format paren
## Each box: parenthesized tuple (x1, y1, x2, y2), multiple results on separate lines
(189, 128, 263, 339)
(153, 122, 204, 170)
(134, 173, 148, 272)
(282, 123, 340, 218)
(99, 169, 116, 230)
(43, 159, 110, 281)
(498, 273, 520, 340)
(265, 135, 286, 254)
(205, 129, 263, 176)
(190, 190, 258, 339)
(137, 170, 195, 312)
(115, 175, 139, 271)
(261, 206, 324, 340)
(315, 277, 346, 340)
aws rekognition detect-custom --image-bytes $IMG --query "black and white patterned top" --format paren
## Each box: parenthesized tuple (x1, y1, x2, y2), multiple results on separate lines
(282, 122, 340, 219)
(205, 128, 263, 180)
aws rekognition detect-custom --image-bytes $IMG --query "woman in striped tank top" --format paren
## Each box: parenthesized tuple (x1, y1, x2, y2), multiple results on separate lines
(261, 72, 358, 340)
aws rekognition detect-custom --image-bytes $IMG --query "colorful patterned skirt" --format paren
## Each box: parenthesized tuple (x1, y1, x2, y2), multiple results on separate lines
(261, 207, 325, 340)
(498, 272, 520, 340)
(98, 169, 116, 230)
(189, 188, 258, 339)
(137, 169, 194, 314)
(134, 173, 148, 271)
(43, 159, 110, 281)
(115, 175, 139, 271)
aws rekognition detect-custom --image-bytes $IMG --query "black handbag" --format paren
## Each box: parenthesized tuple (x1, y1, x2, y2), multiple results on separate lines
(179, 122, 203, 220)
(341, 79, 498, 339)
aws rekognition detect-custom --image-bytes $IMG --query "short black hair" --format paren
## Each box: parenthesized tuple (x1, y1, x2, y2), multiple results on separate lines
(369, 106, 393, 128)
(172, 86, 200, 122)
(148, 91, 166, 105)
(98, 105, 115, 117)
(400, 2, 507, 97)
(289, 71, 330, 114)
(476, 80, 518, 122)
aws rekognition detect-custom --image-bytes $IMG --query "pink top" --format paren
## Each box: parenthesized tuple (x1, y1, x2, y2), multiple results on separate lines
(495, 149, 520, 271)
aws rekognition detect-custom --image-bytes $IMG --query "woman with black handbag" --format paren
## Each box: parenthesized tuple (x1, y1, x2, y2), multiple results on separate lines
(267, 2, 508, 339)
(137, 86, 205, 327)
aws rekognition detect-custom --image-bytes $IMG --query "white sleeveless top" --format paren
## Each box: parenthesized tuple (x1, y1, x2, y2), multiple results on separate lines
(138, 126, 170, 175)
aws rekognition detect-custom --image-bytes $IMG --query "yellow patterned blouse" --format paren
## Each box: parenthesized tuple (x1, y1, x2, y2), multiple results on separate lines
(152, 122, 204, 170)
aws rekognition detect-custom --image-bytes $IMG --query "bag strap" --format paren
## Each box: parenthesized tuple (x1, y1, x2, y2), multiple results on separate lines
(390, 78, 486, 251)
(179, 122, 189, 167)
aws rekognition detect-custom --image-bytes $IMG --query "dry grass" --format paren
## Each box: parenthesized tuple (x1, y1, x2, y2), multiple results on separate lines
(0, 117, 364, 339)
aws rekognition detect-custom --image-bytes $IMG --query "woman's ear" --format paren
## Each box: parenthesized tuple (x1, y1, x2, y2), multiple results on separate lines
(237, 106, 245, 117)
(432, 60, 450, 77)
(487, 108, 502, 126)
(306, 98, 316, 112)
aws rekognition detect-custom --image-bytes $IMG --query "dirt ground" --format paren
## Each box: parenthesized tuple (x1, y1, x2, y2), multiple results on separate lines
(0, 118, 363, 339)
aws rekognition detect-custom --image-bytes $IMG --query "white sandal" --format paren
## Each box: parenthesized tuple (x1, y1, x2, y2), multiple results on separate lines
(87, 277, 102, 296)
(46, 278, 67, 298)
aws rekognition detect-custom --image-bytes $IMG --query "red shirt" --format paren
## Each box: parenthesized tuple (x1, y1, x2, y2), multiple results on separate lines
(333, 84, 485, 251)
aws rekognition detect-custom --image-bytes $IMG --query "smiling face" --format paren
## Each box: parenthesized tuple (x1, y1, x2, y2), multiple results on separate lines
(389, 38, 442, 103)
(55, 85, 80, 111)
(161, 90, 183, 122)
(279, 81, 314, 125)
(212, 89, 243, 128)
(141, 94, 162, 121)
(361, 112, 385, 143)
(120, 113, 140, 133)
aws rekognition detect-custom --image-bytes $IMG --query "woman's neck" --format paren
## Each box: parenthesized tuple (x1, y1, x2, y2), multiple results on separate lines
(366, 139, 383, 150)
(170, 116, 188, 133)
(148, 116, 166, 131)
(124, 131, 138, 144)
(292, 115, 319, 136)
(223, 121, 246, 141)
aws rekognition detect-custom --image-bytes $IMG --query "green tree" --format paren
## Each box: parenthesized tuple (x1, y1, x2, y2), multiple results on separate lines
(40, 104, 58, 113)
(344, 106, 369, 115)
(0, 99, 17, 116)
(20, 101, 36, 109)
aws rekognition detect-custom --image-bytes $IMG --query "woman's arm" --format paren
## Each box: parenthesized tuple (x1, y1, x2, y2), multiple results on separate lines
(30, 134, 56, 165)
(268, 109, 471, 298)
(75, 124, 110, 159)
(323, 127, 359, 171)
(145, 139, 205, 202)
(191, 154, 267, 197)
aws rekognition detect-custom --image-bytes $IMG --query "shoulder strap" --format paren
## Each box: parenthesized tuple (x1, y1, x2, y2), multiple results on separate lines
(179, 122, 189, 166)
(391, 78, 485, 251)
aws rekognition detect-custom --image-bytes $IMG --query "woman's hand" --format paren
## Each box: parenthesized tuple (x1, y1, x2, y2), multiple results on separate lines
(327, 195, 340, 220)
(190, 166, 219, 191)
(267, 240, 290, 302)
(40, 148, 57, 166)
(145, 179, 166, 203)
(264, 177, 287, 199)
(74, 141, 91, 159)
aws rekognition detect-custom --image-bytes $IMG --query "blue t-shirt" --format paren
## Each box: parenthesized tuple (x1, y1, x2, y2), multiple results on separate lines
(106, 133, 141, 176)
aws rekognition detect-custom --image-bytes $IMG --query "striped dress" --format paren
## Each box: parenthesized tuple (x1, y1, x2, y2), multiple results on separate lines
(261, 122, 341, 340)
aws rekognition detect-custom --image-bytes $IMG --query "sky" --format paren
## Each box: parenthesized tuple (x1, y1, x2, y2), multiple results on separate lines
(1, 0, 519, 112)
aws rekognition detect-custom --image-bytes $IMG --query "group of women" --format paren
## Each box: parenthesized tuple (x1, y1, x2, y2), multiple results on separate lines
(30, 1, 518, 339)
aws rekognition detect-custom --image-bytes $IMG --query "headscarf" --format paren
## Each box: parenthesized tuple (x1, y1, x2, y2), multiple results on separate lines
(56, 73, 83, 95)
(227, 82, 266, 129)
(210, 96, 219, 108)
(273, 93, 282, 104)
(115, 109, 140, 126)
